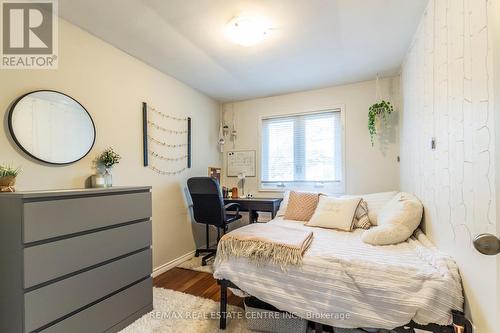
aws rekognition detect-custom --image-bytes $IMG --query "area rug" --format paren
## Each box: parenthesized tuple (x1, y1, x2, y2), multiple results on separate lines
(120, 288, 249, 333)
(177, 256, 214, 274)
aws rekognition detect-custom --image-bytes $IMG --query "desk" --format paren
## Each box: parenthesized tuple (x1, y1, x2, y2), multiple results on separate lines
(224, 197, 282, 223)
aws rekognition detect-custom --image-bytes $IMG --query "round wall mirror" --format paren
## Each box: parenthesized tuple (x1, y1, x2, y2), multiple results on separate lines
(8, 90, 96, 165)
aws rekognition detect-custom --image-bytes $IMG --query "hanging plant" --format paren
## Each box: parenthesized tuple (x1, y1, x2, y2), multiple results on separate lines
(368, 100, 394, 146)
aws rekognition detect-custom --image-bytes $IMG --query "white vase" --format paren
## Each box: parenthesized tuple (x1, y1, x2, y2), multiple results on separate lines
(91, 173, 105, 188)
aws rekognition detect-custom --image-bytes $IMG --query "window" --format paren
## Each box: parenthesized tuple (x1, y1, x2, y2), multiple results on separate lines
(261, 109, 344, 193)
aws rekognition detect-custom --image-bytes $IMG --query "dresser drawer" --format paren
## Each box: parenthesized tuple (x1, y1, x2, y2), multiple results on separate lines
(24, 220, 152, 288)
(40, 278, 152, 333)
(24, 249, 151, 332)
(23, 191, 152, 243)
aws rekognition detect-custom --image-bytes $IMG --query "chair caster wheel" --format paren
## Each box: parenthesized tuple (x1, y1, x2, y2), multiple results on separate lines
(202, 259, 207, 266)
(194, 252, 200, 257)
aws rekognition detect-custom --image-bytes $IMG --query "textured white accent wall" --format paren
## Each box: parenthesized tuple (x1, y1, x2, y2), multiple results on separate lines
(401, 0, 498, 331)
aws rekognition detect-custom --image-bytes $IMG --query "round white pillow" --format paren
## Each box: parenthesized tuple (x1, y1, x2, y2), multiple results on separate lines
(361, 192, 423, 245)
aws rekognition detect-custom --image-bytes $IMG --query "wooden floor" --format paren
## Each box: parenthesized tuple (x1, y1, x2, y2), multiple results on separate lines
(153, 267, 244, 308)
(154, 267, 330, 332)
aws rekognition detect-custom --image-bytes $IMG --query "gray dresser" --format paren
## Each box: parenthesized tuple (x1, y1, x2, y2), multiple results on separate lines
(0, 187, 153, 333)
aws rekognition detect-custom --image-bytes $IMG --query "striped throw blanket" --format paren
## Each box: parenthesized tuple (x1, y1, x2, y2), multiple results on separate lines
(216, 223, 313, 269)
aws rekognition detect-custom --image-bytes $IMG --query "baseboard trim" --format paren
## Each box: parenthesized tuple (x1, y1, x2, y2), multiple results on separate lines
(152, 250, 196, 278)
(152, 240, 219, 278)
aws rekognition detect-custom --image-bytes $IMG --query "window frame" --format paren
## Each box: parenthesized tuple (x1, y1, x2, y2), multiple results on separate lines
(258, 106, 346, 194)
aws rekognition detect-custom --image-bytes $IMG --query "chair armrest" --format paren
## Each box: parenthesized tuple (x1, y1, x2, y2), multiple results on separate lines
(224, 203, 240, 215)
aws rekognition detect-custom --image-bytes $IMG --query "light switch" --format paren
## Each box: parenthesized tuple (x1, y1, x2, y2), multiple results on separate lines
(431, 137, 436, 150)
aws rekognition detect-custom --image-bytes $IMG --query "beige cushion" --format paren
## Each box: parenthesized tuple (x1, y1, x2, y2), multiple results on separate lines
(361, 192, 423, 245)
(353, 199, 371, 229)
(284, 191, 320, 221)
(306, 196, 362, 231)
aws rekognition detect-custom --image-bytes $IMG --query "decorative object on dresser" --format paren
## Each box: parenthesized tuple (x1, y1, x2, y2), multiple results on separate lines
(0, 164, 21, 192)
(0, 186, 153, 333)
(95, 147, 122, 187)
(91, 173, 106, 188)
(142, 102, 191, 175)
(8, 90, 96, 165)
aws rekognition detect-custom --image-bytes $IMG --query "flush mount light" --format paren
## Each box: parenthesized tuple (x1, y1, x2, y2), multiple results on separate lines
(225, 15, 272, 47)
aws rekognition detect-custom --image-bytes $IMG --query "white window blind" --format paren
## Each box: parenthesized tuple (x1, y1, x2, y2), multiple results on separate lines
(261, 110, 343, 192)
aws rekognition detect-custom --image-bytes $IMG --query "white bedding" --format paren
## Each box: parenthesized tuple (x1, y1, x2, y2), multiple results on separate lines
(213, 218, 464, 329)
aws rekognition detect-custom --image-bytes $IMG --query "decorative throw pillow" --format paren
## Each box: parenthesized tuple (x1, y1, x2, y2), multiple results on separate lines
(276, 191, 290, 217)
(361, 192, 423, 245)
(284, 191, 320, 221)
(343, 191, 397, 225)
(306, 196, 362, 231)
(353, 199, 371, 229)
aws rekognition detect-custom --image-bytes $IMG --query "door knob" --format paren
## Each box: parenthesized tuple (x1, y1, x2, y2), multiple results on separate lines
(473, 233, 500, 255)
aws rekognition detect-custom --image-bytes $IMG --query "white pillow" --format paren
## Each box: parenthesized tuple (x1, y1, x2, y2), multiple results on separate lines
(276, 191, 290, 217)
(361, 192, 423, 245)
(343, 191, 397, 225)
(306, 196, 362, 231)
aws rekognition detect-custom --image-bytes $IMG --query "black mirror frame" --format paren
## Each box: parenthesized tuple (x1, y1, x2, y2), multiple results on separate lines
(7, 89, 96, 165)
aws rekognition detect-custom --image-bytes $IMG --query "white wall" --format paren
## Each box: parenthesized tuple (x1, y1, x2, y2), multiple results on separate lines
(400, 0, 498, 332)
(0, 19, 221, 273)
(221, 78, 400, 196)
(493, 0, 500, 325)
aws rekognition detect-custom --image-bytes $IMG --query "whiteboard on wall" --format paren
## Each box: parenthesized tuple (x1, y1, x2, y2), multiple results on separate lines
(227, 150, 256, 177)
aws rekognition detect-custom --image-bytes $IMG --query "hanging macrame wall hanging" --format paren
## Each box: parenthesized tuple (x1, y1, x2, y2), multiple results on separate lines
(142, 102, 191, 175)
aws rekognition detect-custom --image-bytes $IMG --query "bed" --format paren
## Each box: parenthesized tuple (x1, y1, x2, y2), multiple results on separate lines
(213, 217, 470, 332)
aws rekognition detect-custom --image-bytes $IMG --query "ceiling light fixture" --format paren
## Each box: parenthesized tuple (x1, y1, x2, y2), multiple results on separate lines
(225, 15, 271, 47)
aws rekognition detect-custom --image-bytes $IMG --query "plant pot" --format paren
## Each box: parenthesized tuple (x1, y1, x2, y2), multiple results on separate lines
(0, 176, 16, 192)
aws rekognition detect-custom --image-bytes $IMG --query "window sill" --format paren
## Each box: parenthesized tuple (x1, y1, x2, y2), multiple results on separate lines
(259, 182, 345, 195)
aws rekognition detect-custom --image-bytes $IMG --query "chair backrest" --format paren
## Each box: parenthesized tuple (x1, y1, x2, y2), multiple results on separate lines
(187, 177, 225, 226)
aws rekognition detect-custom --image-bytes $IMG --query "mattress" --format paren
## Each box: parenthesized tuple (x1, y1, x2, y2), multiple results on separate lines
(213, 218, 464, 329)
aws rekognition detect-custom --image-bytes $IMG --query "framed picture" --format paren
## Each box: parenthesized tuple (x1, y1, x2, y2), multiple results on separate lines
(208, 166, 221, 183)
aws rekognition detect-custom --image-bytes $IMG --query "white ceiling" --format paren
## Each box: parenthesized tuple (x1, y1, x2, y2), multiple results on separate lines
(59, 0, 427, 102)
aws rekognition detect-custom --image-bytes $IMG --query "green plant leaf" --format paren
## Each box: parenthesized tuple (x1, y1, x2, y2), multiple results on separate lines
(368, 100, 394, 146)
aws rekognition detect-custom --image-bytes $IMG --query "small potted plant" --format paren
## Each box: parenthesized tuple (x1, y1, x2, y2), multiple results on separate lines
(368, 100, 394, 146)
(96, 148, 121, 187)
(0, 164, 21, 192)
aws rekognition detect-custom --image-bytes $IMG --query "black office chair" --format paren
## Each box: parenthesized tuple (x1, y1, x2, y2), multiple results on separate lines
(187, 177, 242, 266)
